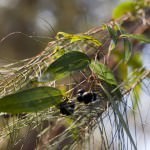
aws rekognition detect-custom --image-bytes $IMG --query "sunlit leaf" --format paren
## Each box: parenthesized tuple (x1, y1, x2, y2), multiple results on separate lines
(108, 40, 116, 52)
(90, 61, 117, 85)
(0, 87, 62, 113)
(46, 51, 91, 80)
(70, 35, 102, 47)
(56, 32, 71, 39)
(113, 1, 136, 19)
(121, 34, 150, 43)
(56, 32, 102, 47)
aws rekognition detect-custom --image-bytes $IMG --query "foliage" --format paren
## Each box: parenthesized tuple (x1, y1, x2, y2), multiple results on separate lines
(112, 0, 149, 19)
(0, 0, 149, 149)
(113, 1, 137, 19)
(90, 60, 117, 86)
(44, 51, 91, 80)
(56, 32, 102, 47)
(121, 34, 150, 43)
(0, 87, 62, 113)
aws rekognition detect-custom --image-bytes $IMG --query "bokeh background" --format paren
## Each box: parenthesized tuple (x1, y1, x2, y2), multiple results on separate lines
(0, 0, 118, 62)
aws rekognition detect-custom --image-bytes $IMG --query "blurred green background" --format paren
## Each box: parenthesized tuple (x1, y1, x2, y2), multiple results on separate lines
(0, 0, 118, 63)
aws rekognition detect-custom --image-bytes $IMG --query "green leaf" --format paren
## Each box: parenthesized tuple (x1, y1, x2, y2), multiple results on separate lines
(108, 40, 116, 52)
(106, 25, 119, 45)
(70, 35, 102, 47)
(90, 61, 117, 85)
(46, 51, 91, 80)
(113, 1, 136, 19)
(0, 87, 62, 113)
(123, 38, 133, 63)
(56, 32, 102, 47)
(121, 34, 150, 43)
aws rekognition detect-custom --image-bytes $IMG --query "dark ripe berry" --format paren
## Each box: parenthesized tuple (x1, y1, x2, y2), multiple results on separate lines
(59, 101, 75, 116)
(60, 107, 74, 116)
(3, 113, 12, 119)
(82, 92, 93, 104)
(92, 93, 97, 101)
(68, 101, 75, 109)
(77, 93, 84, 102)
(77, 89, 85, 95)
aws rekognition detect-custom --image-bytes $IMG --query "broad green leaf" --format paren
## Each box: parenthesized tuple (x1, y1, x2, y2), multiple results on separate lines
(0, 87, 62, 113)
(113, 1, 136, 19)
(121, 34, 150, 43)
(90, 61, 117, 85)
(46, 51, 91, 80)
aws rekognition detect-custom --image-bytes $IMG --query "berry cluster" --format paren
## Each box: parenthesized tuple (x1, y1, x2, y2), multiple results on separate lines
(77, 89, 97, 104)
(59, 100, 75, 116)
(59, 89, 97, 116)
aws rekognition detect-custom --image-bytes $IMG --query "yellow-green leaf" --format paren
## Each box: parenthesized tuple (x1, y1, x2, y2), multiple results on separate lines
(113, 1, 136, 19)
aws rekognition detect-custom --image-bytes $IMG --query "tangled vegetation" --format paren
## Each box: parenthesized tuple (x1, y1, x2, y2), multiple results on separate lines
(0, 0, 150, 149)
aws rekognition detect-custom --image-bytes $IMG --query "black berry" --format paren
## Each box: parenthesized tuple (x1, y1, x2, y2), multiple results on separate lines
(82, 92, 93, 104)
(59, 101, 75, 116)
(77, 89, 85, 95)
(68, 101, 75, 109)
(92, 92, 97, 101)
(3, 114, 12, 119)
(77, 93, 84, 102)
(60, 107, 74, 116)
